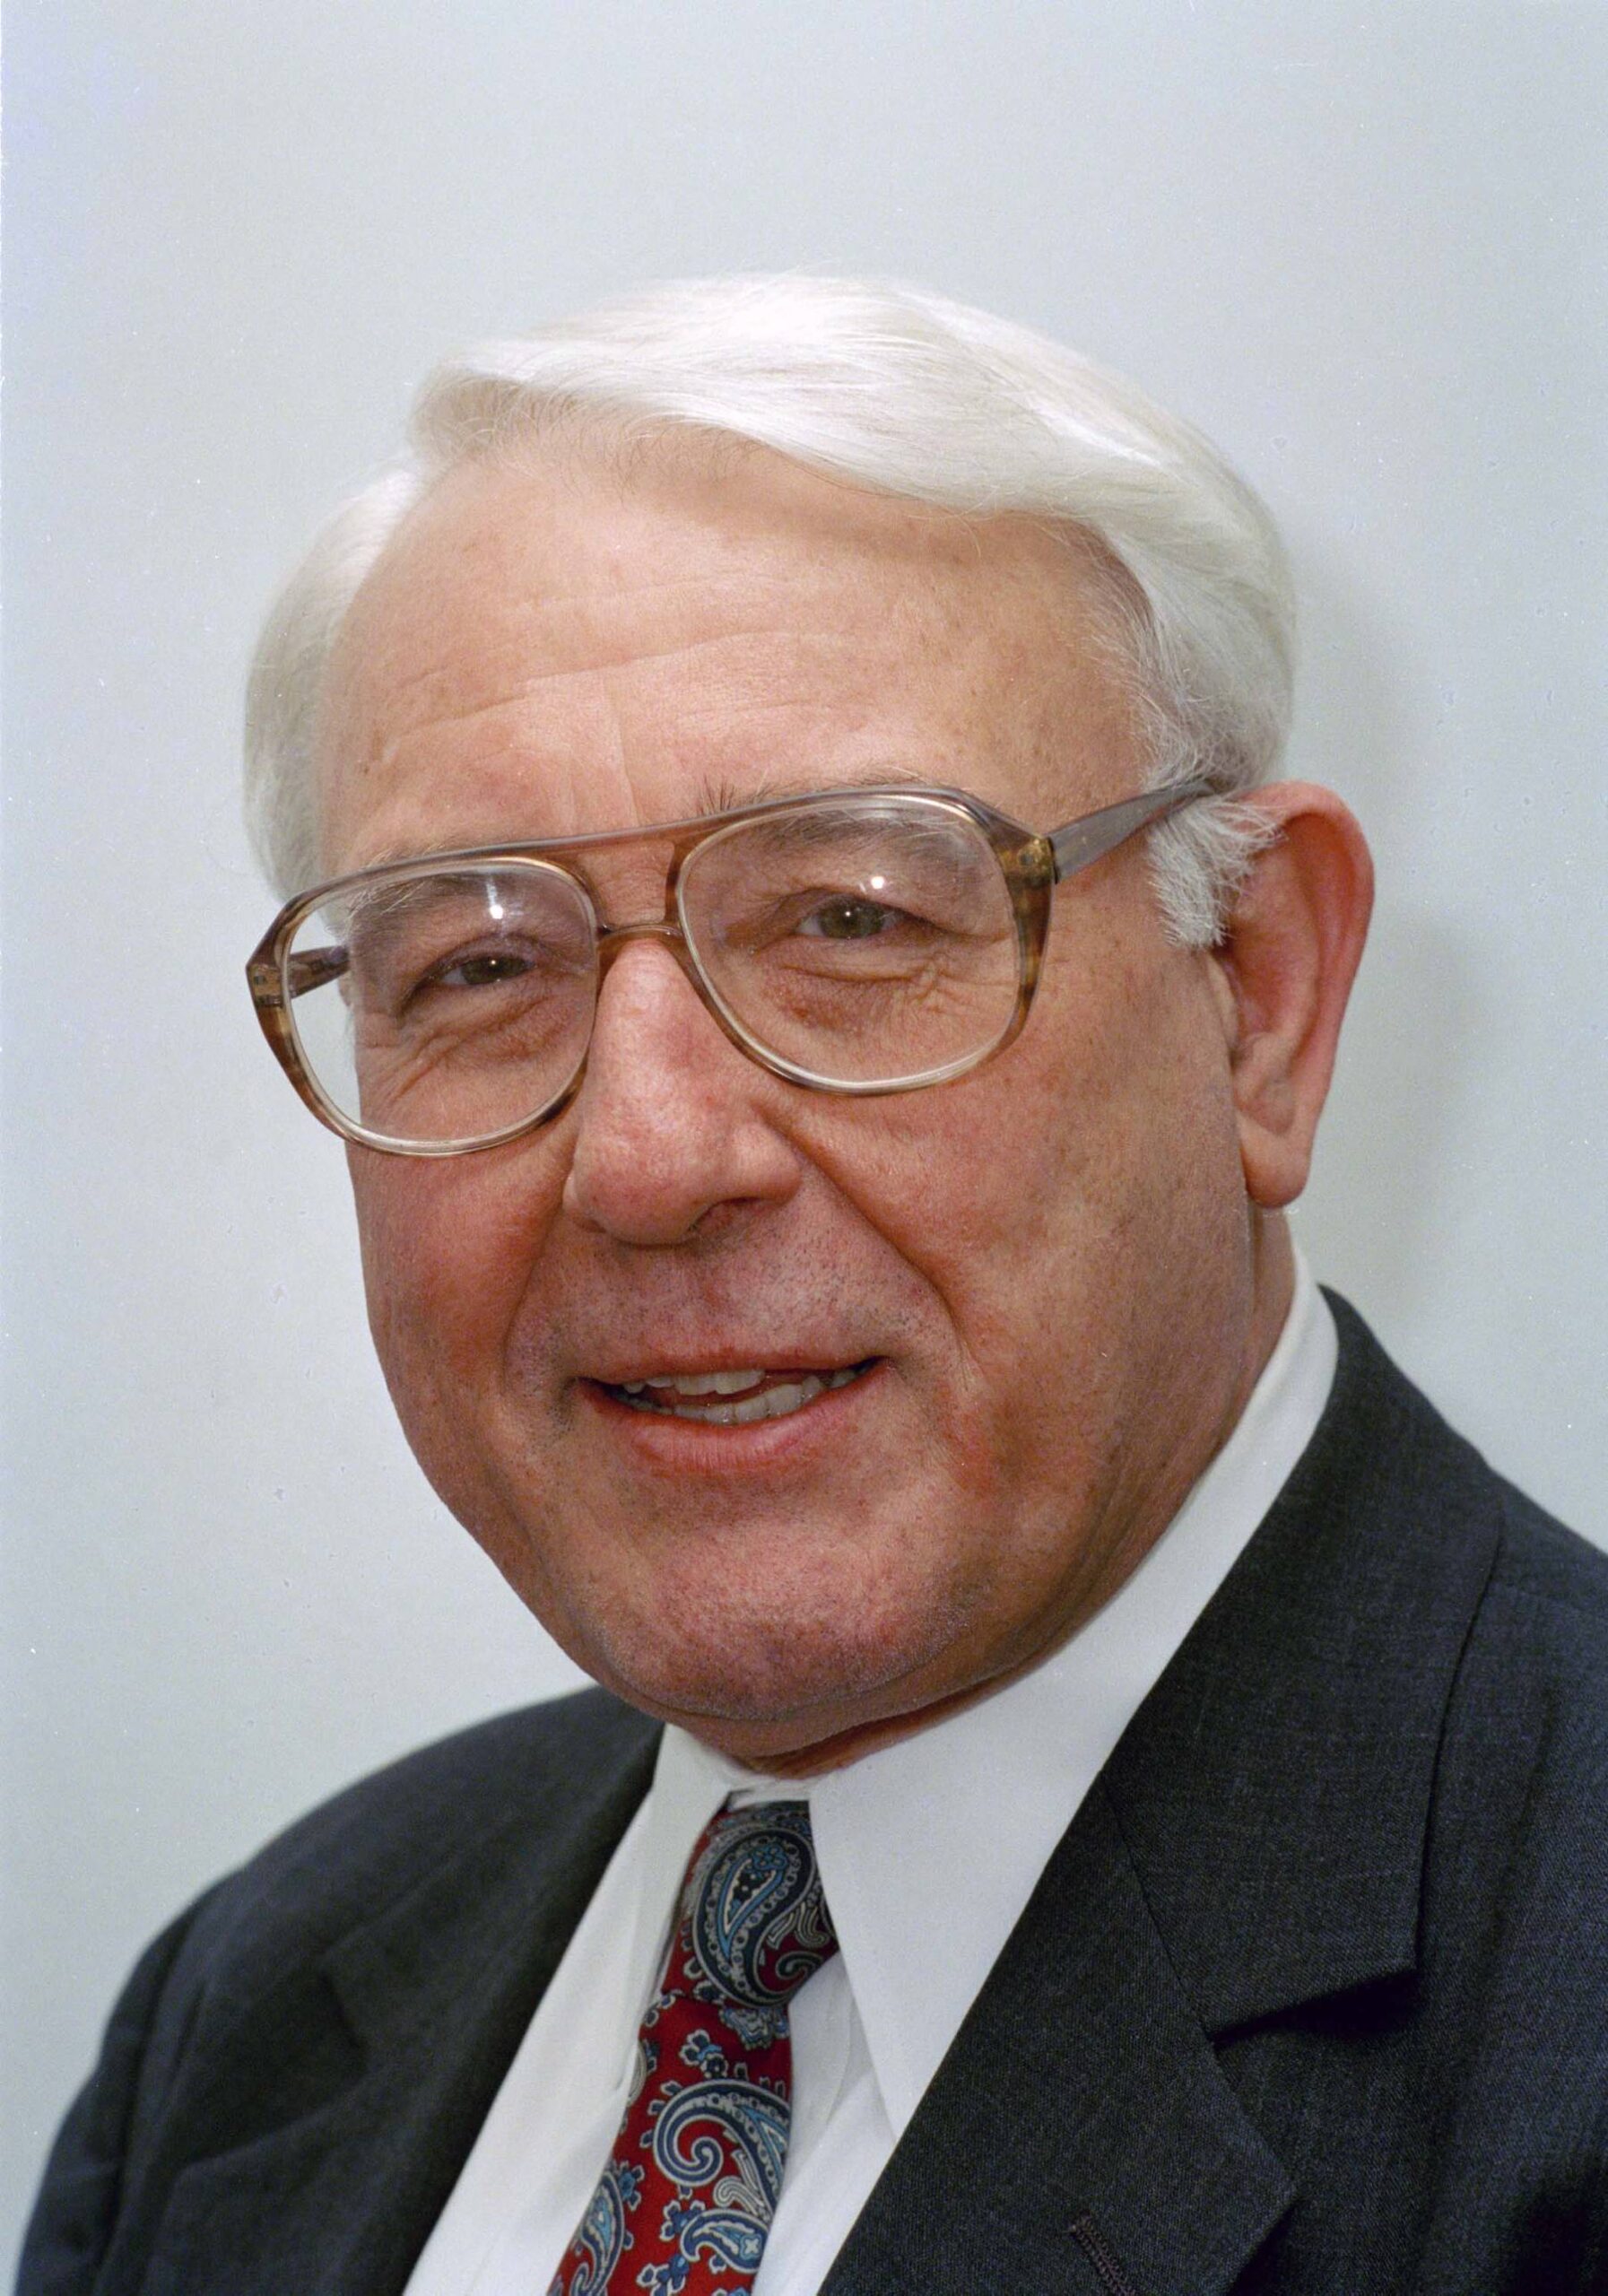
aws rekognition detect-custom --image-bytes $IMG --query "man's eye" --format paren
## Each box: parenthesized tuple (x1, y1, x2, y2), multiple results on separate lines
(428, 948, 536, 991)
(796, 898, 902, 941)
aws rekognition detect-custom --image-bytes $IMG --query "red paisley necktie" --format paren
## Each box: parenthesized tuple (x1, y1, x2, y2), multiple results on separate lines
(548, 1801, 838, 2296)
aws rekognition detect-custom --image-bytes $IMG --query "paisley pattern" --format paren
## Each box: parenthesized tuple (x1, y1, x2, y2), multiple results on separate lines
(564, 2159, 644, 2295)
(548, 1801, 837, 2296)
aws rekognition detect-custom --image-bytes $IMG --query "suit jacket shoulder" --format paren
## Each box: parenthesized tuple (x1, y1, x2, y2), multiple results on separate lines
(1487, 1457, 1608, 1632)
(19, 1687, 659, 2296)
(161, 1685, 659, 2028)
(1474, 1461, 1608, 1843)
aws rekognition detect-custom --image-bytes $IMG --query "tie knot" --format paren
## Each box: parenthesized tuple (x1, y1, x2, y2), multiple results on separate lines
(682, 1802, 837, 2031)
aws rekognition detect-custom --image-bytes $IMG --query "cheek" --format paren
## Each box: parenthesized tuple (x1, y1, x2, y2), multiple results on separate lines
(830, 970, 1136, 1290)
(805, 936, 1239, 1451)
(349, 1144, 561, 1397)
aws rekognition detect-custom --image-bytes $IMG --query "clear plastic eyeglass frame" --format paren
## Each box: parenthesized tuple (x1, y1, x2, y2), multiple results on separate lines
(245, 776, 1214, 1156)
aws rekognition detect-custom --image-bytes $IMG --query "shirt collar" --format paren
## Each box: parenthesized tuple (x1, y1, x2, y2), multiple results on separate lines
(648, 1255, 1336, 2135)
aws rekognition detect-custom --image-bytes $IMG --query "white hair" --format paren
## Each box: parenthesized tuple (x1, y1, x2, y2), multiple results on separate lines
(245, 274, 1294, 942)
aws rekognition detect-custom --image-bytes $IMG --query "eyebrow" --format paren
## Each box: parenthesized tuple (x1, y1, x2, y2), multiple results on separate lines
(690, 761, 936, 813)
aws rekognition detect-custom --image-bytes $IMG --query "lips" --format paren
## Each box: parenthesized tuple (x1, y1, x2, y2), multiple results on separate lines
(592, 1361, 876, 1426)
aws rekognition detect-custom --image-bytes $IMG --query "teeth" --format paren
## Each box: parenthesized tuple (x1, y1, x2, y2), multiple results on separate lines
(641, 1369, 765, 1396)
(713, 1376, 823, 1424)
(614, 1363, 869, 1424)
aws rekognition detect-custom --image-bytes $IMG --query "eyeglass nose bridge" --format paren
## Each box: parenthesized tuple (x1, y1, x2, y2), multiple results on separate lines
(593, 913, 707, 1001)
(594, 913, 689, 961)
(587, 911, 774, 1079)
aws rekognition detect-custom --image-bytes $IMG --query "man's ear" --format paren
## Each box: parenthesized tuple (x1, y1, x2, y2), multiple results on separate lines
(1205, 782, 1374, 1210)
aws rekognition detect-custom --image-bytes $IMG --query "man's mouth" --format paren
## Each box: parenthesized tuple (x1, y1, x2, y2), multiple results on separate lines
(595, 1361, 878, 1426)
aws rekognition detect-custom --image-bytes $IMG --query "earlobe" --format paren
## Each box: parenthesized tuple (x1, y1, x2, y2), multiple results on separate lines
(1213, 784, 1374, 1211)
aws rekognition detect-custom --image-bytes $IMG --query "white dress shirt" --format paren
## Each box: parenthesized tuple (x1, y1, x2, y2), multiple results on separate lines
(404, 1257, 1336, 2296)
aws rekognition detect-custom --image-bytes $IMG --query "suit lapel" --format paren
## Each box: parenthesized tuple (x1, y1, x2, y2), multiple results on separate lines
(1104, 1292, 1503, 2038)
(821, 1781, 1293, 2296)
(125, 1702, 660, 2296)
(828, 1297, 1503, 2295)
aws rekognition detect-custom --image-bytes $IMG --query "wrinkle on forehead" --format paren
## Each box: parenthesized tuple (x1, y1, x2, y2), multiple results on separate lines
(374, 622, 864, 733)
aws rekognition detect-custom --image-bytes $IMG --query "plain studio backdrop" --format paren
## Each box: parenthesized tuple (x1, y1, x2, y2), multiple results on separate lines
(3, 0, 1604, 2258)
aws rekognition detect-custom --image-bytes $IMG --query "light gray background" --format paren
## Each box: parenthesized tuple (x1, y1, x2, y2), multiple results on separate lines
(4, 0, 1605, 2259)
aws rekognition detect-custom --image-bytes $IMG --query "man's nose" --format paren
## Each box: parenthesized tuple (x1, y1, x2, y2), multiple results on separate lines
(560, 939, 804, 1247)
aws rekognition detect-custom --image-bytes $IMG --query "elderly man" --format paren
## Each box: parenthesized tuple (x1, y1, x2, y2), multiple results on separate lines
(21, 278, 1608, 2296)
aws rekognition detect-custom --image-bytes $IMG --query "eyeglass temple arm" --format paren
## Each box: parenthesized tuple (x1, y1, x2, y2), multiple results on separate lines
(1047, 777, 1216, 882)
(284, 946, 350, 1000)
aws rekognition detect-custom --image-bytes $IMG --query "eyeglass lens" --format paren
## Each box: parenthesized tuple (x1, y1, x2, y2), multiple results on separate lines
(282, 796, 1022, 1147)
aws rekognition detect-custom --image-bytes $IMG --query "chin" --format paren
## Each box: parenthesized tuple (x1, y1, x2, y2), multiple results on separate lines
(563, 1568, 977, 1745)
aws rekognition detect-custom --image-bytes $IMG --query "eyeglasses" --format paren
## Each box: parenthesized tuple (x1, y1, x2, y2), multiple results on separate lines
(246, 777, 1213, 1156)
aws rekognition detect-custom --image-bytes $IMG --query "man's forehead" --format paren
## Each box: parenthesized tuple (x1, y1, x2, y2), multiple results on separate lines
(314, 446, 1144, 869)
(335, 444, 1100, 663)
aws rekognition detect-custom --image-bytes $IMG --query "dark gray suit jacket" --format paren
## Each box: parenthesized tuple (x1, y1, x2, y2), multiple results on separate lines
(20, 1299, 1608, 2294)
